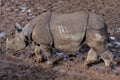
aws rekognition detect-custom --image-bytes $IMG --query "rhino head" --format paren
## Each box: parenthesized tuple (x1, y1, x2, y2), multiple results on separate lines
(6, 23, 27, 51)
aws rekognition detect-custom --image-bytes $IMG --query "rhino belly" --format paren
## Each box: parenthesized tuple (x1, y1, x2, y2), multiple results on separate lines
(50, 12, 87, 52)
(54, 30, 85, 52)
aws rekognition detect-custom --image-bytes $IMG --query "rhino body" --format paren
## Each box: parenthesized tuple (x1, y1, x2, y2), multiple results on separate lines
(32, 12, 88, 52)
(6, 11, 113, 69)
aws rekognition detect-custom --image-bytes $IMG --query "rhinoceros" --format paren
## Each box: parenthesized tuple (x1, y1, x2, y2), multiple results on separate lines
(6, 11, 113, 70)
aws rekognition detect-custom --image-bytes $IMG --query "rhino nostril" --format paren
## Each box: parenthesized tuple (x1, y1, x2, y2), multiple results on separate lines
(5, 46, 11, 50)
(5, 48, 14, 54)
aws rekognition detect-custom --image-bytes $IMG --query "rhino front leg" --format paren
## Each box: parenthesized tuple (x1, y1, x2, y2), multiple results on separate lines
(101, 50, 113, 72)
(34, 46, 43, 63)
(40, 44, 52, 64)
(84, 48, 97, 69)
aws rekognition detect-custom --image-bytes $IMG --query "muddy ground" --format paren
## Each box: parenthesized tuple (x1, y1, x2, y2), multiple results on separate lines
(0, 0, 120, 80)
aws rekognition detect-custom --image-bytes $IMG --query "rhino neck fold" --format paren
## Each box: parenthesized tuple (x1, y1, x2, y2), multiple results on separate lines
(22, 16, 40, 46)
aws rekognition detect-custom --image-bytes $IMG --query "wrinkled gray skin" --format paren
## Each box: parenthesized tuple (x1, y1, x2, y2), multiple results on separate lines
(6, 11, 113, 70)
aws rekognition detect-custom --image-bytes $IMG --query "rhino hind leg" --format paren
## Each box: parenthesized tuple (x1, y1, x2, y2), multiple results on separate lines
(101, 50, 113, 72)
(85, 28, 113, 70)
(85, 40, 113, 71)
(84, 48, 98, 69)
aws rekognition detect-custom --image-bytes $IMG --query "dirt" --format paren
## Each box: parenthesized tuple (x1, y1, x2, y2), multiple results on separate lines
(0, 0, 120, 80)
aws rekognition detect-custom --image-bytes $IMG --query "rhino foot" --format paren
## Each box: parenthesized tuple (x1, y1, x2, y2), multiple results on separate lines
(83, 60, 95, 70)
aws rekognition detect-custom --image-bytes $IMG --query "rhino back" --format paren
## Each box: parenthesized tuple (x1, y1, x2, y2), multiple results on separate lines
(89, 12, 105, 30)
(50, 11, 88, 52)
(32, 12, 53, 45)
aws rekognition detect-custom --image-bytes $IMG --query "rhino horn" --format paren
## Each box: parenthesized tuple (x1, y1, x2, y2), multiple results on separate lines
(14, 22, 22, 32)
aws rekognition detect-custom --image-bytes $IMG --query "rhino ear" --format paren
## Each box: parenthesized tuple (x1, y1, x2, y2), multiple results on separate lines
(14, 22, 22, 32)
